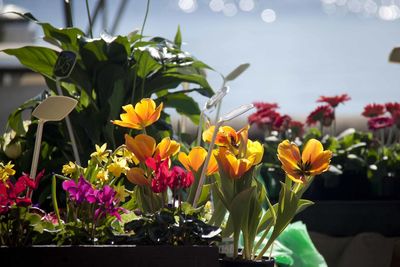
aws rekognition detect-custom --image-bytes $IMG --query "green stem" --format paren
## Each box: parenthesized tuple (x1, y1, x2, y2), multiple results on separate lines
(233, 230, 239, 259)
(52, 175, 63, 227)
(85, 0, 93, 38)
(140, 0, 151, 38)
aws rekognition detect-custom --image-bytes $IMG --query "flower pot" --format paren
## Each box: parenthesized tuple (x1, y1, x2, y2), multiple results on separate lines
(0, 245, 220, 267)
(219, 257, 275, 267)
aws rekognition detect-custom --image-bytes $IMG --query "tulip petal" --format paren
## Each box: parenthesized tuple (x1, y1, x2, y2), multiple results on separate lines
(127, 167, 149, 186)
(310, 150, 332, 175)
(302, 139, 323, 165)
(277, 140, 301, 170)
(125, 134, 156, 162)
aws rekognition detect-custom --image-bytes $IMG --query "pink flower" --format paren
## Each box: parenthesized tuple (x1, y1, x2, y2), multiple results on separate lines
(62, 176, 96, 204)
(317, 94, 351, 108)
(273, 115, 292, 131)
(368, 116, 394, 130)
(362, 103, 385, 118)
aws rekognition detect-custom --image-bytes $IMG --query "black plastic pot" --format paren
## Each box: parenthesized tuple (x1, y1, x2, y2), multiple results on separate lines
(294, 200, 400, 236)
(219, 257, 275, 267)
(1, 245, 219, 267)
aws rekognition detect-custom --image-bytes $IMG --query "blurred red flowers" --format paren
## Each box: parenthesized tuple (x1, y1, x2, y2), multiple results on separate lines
(306, 105, 335, 127)
(362, 104, 385, 118)
(317, 94, 351, 108)
(368, 116, 394, 131)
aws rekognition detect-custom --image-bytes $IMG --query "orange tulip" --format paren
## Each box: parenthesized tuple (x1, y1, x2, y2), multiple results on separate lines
(178, 147, 218, 175)
(202, 125, 248, 154)
(125, 134, 156, 163)
(154, 137, 180, 160)
(112, 98, 163, 130)
(214, 147, 253, 180)
(127, 167, 150, 186)
(277, 139, 332, 183)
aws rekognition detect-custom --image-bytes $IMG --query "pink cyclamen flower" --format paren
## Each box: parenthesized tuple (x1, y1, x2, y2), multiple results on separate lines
(62, 176, 96, 204)
(168, 166, 194, 190)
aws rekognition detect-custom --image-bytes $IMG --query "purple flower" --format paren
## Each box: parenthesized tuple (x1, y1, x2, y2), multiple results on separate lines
(94, 185, 124, 221)
(62, 176, 96, 204)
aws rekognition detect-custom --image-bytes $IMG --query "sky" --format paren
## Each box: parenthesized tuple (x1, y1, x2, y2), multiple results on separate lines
(2, 0, 400, 120)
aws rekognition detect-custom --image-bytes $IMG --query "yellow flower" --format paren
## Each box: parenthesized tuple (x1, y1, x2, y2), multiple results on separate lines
(125, 134, 156, 163)
(114, 184, 129, 202)
(62, 161, 77, 177)
(90, 143, 109, 163)
(178, 147, 218, 175)
(154, 137, 180, 160)
(214, 148, 253, 180)
(112, 98, 163, 130)
(107, 158, 128, 177)
(203, 125, 248, 154)
(116, 148, 139, 165)
(277, 139, 332, 183)
(246, 140, 264, 166)
(96, 169, 109, 182)
(0, 161, 16, 182)
(126, 167, 150, 186)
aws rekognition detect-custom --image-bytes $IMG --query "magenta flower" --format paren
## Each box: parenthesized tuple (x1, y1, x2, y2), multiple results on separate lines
(94, 185, 123, 221)
(168, 166, 194, 190)
(62, 176, 96, 204)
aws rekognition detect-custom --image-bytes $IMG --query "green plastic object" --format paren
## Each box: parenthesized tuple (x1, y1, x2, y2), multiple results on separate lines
(250, 221, 327, 267)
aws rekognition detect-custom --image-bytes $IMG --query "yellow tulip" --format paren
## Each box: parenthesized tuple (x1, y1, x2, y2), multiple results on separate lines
(214, 148, 253, 180)
(154, 137, 181, 160)
(277, 139, 332, 183)
(178, 147, 218, 175)
(127, 167, 150, 186)
(125, 134, 156, 163)
(246, 140, 264, 165)
(112, 98, 163, 130)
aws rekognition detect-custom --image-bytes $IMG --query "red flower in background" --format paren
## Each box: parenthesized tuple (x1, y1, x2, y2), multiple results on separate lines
(306, 105, 335, 127)
(368, 116, 394, 131)
(385, 102, 400, 115)
(317, 94, 351, 108)
(253, 102, 279, 111)
(362, 104, 385, 118)
(289, 120, 304, 138)
(248, 102, 280, 129)
(273, 115, 292, 131)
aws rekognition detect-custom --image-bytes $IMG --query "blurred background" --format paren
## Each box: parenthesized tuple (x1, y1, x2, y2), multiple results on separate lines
(1, 0, 400, 131)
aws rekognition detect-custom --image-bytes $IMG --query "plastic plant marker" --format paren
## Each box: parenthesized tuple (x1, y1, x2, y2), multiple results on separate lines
(30, 96, 78, 184)
(196, 86, 230, 146)
(192, 103, 254, 208)
(53, 50, 81, 165)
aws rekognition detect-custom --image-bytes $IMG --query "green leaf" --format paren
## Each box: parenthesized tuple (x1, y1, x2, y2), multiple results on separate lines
(3, 46, 58, 79)
(174, 25, 182, 49)
(134, 50, 161, 79)
(160, 93, 201, 124)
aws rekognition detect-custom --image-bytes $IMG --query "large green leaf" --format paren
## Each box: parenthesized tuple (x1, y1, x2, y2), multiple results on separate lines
(3, 46, 58, 78)
(160, 93, 201, 124)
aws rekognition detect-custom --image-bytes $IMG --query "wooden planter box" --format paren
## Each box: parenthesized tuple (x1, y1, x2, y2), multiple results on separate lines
(0, 245, 220, 267)
(294, 201, 400, 237)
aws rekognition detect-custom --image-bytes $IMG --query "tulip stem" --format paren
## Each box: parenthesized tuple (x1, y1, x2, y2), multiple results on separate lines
(193, 120, 222, 208)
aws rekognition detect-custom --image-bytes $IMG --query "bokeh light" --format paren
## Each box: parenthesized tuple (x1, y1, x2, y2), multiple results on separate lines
(223, 2, 238, 17)
(239, 0, 255, 12)
(261, 9, 276, 23)
(178, 0, 197, 13)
